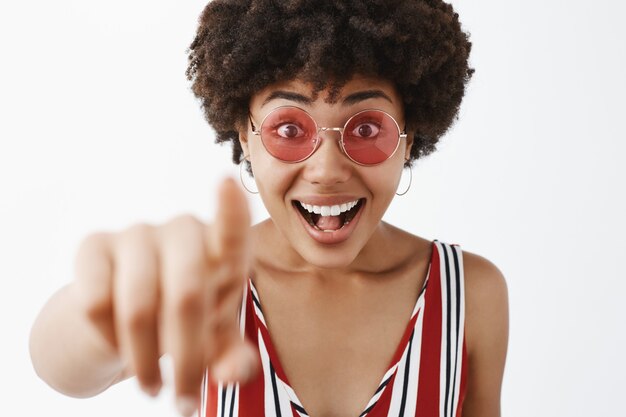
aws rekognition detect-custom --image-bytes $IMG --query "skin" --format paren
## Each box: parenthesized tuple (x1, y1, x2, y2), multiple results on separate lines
(240, 75, 509, 416)
(29, 74, 508, 417)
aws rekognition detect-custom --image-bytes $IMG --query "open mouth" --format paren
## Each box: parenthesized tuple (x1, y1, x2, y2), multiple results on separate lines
(292, 198, 365, 232)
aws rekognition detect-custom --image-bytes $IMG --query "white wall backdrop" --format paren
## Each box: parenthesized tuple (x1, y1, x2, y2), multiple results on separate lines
(1, 0, 624, 416)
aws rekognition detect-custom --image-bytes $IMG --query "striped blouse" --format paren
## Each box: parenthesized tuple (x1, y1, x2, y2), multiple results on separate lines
(200, 239, 467, 417)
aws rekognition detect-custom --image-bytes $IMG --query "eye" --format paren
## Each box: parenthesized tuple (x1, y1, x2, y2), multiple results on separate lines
(276, 123, 306, 139)
(350, 122, 380, 138)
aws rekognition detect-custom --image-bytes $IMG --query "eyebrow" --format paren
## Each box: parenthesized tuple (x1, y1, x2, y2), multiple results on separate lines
(261, 89, 394, 107)
(342, 90, 393, 106)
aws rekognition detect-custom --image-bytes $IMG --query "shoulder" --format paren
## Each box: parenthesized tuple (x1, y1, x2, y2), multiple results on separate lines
(461, 249, 509, 356)
(462, 250, 508, 310)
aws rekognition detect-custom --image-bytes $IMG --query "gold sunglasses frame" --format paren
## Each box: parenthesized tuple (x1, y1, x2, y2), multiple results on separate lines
(249, 105, 407, 166)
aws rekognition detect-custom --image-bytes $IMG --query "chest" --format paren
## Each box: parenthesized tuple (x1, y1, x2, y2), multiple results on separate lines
(252, 270, 426, 417)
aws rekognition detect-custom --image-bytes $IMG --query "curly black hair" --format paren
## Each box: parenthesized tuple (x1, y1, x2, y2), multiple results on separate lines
(186, 0, 474, 168)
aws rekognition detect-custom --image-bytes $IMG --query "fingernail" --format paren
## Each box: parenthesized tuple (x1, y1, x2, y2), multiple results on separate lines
(176, 395, 197, 417)
(212, 361, 233, 381)
(235, 362, 252, 382)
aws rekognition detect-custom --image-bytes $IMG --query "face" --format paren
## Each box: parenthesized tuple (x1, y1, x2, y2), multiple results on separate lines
(240, 75, 413, 270)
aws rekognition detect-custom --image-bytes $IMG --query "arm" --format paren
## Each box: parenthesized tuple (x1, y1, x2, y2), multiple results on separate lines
(461, 251, 509, 417)
(29, 179, 258, 416)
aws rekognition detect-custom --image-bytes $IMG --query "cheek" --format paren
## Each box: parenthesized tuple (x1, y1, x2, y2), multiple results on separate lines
(248, 149, 296, 208)
(367, 162, 404, 194)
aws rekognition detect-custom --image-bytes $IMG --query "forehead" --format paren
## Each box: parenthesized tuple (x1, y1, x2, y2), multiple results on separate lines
(249, 75, 402, 110)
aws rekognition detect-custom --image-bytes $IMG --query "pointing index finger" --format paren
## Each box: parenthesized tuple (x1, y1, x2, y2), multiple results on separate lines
(209, 177, 251, 262)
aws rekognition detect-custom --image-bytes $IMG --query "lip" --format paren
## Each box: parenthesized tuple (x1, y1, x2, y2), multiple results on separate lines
(292, 198, 366, 245)
(292, 196, 363, 206)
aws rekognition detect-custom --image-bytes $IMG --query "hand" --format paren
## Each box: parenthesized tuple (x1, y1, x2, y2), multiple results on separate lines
(71, 178, 259, 416)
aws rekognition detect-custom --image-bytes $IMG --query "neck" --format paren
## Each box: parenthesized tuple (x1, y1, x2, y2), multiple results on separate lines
(250, 218, 416, 282)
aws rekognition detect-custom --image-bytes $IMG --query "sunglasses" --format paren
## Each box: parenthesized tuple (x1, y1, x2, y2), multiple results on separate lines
(249, 106, 407, 166)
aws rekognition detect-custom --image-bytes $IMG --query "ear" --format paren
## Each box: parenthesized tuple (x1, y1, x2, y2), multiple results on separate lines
(238, 131, 250, 160)
(236, 120, 250, 161)
(403, 131, 414, 161)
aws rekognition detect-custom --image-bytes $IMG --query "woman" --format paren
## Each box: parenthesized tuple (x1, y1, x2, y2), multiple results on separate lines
(29, 0, 508, 416)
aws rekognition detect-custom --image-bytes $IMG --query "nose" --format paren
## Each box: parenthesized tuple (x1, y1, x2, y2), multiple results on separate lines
(301, 130, 352, 185)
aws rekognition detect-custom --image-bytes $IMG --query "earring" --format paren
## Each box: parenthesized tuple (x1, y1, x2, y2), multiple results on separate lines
(239, 156, 259, 194)
(395, 166, 412, 196)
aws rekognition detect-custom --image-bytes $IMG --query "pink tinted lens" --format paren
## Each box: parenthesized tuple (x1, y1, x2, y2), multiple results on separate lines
(342, 110, 400, 165)
(260, 107, 317, 162)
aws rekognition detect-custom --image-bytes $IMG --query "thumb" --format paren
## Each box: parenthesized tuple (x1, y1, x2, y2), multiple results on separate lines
(210, 339, 260, 384)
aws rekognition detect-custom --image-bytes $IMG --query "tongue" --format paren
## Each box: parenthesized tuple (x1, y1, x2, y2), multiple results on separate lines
(315, 215, 342, 231)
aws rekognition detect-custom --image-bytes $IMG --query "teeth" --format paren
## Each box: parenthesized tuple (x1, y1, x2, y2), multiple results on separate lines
(299, 199, 360, 216)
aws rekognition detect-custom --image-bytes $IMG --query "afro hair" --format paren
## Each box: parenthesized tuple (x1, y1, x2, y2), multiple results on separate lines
(186, 0, 474, 167)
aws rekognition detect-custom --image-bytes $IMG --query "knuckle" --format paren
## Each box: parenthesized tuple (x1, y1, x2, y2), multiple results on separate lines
(174, 255, 206, 280)
(159, 222, 208, 277)
(83, 295, 111, 322)
(221, 234, 245, 250)
(119, 306, 154, 331)
(116, 223, 156, 252)
(77, 232, 111, 253)
(171, 286, 204, 317)
(122, 223, 155, 240)
(75, 232, 112, 268)
(164, 214, 202, 232)
(73, 233, 113, 313)
(136, 370, 159, 387)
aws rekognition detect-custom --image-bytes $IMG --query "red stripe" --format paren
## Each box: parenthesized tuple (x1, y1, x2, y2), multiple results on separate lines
(387, 308, 420, 367)
(205, 376, 217, 417)
(239, 283, 266, 416)
(205, 283, 267, 416)
(366, 371, 399, 417)
(251, 293, 293, 386)
(415, 242, 442, 416)
(205, 241, 468, 417)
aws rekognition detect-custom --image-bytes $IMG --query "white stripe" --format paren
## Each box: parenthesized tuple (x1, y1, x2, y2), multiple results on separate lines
(385, 299, 426, 417)
(411, 263, 431, 317)
(213, 282, 248, 417)
(386, 334, 411, 416)
(446, 243, 459, 417)
(233, 382, 239, 417)
(216, 381, 224, 417)
(279, 379, 307, 413)
(228, 383, 238, 417)
(223, 384, 232, 417)
(274, 375, 294, 414)
(403, 297, 426, 416)
(258, 329, 275, 416)
(437, 241, 449, 417)
(200, 368, 208, 417)
(451, 245, 465, 417)
(240, 281, 248, 337)
(258, 329, 293, 416)
(364, 278, 428, 414)
(438, 242, 465, 417)
(216, 382, 236, 417)
(361, 363, 399, 412)
(250, 281, 268, 327)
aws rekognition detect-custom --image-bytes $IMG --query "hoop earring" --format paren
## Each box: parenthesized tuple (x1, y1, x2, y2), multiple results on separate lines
(395, 167, 412, 196)
(239, 156, 259, 194)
